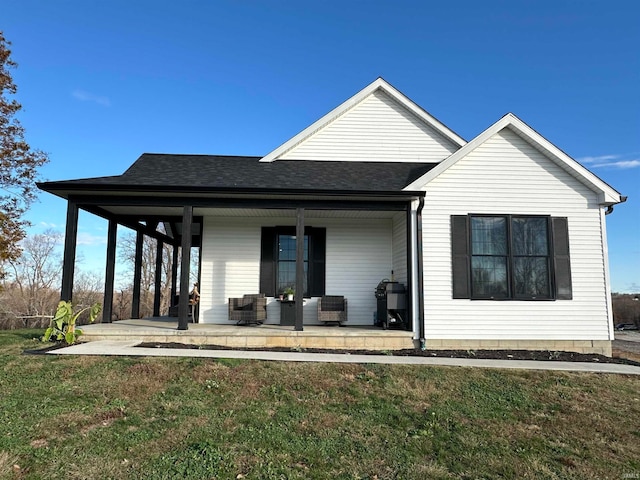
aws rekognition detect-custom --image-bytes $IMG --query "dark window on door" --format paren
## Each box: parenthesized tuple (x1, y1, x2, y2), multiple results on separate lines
(277, 233, 309, 296)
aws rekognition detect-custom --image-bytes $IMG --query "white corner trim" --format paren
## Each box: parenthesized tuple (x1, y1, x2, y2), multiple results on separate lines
(404, 113, 623, 205)
(260, 78, 466, 162)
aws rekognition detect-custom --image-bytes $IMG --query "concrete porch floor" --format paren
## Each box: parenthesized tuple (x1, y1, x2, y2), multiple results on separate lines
(79, 318, 416, 350)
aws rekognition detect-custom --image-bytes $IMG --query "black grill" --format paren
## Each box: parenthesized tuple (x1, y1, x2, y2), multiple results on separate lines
(375, 280, 407, 329)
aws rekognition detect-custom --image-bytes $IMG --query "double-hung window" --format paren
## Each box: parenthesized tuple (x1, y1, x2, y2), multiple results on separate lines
(470, 216, 550, 299)
(452, 215, 572, 300)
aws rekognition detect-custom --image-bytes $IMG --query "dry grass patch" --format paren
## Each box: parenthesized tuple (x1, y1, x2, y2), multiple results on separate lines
(79, 408, 126, 435)
(0, 450, 19, 478)
(189, 358, 235, 382)
(129, 414, 211, 457)
(122, 360, 177, 394)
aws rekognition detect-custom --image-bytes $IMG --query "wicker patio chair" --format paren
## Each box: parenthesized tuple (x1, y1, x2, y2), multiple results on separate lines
(317, 295, 348, 326)
(228, 294, 267, 326)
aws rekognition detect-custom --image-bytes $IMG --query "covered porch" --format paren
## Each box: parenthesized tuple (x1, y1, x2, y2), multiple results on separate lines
(53, 197, 426, 337)
(37, 155, 430, 349)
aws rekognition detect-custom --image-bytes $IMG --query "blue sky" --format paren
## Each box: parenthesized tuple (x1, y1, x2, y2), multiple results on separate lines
(3, 0, 639, 292)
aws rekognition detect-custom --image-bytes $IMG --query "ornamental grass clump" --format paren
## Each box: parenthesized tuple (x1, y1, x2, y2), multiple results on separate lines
(42, 300, 101, 345)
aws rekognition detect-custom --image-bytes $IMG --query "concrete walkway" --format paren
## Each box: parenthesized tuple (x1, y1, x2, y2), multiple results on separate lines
(49, 340, 640, 375)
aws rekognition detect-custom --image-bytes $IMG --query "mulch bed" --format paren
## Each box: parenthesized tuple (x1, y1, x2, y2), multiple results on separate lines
(137, 342, 640, 367)
(23, 342, 69, 355)
(22, 340, 640, 367)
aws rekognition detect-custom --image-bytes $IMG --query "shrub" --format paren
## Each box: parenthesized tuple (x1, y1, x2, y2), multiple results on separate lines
(42, 301, 101, 345)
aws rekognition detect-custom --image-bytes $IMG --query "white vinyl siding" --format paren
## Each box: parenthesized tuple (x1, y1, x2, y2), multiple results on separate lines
(422, 128, 610, 340)
(325, 220, 392, 325)
(392, 212, 407, 285)
(200, 216, 394, 326)
(279, 90, 458, 163)
(199, 219, 262, 324)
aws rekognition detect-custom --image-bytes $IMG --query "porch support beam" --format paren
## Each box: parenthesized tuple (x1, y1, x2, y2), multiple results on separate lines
(102, 219, 118, 323)
(74, 195, 411, 211)
(153, 238, 163, 317)
(60, 200, 79, 301)
(178, 205, 193, 330)
(131, 231, 144, 319)
(76, 205, 177, 245)
(295, 207, 304, 331)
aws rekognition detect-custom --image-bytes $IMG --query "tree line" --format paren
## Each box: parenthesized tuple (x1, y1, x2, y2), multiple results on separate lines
(0, 229, 181, 328)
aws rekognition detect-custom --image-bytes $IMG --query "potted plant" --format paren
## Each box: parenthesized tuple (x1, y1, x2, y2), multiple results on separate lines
(283, 287, 295, 301)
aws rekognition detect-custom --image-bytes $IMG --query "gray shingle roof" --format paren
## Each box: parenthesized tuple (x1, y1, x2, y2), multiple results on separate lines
(40, 154, 438, 193)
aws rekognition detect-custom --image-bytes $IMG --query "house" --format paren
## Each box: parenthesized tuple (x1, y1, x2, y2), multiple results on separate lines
(38, 78, 625, 355)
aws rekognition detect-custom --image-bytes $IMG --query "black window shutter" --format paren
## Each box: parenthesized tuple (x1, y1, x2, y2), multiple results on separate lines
(309, 227, 326, 297)
(451, 215, 470, 299)
(260, 227, 276, 296)
(551, 217, 572, 300)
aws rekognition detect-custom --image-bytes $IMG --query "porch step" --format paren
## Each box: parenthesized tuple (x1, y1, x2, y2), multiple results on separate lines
(79, 320, 416, 351)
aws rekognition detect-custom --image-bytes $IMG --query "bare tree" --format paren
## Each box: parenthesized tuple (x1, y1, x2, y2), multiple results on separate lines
(72, 270, 104, 324)
(0, 229, 61, 327)
(117, 223, 201, 319)
(112, 288, 132, 321)
(612, 293, 640, 328)
(118, 230, 176, 318)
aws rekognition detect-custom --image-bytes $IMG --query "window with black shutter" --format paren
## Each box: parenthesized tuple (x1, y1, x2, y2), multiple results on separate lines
(451, 215, 572, 300)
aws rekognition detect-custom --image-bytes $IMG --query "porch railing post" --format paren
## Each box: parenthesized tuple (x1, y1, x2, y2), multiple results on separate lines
(178, 205, 193, 330)
(295, 207, 304, 331)
(102, 219, 117, 323)
(60, 199, 79, 301)
(131, 231, 144, 319)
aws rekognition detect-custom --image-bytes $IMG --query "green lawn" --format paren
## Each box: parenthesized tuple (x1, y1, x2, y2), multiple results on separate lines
(1, 329, 639, 479)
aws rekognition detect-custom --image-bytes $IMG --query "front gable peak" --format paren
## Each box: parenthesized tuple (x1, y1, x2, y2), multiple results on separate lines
(260, 78, 466, 163)
(404, 113, 623, 206)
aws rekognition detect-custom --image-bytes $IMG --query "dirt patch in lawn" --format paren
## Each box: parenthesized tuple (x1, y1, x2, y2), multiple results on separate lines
(613, 339, 640, 363)
(136, 341, 640, 366)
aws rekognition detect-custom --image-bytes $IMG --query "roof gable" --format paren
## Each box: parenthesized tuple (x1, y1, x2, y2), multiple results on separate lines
(404, 113, 623, 206)
(260, 78, 466, 163)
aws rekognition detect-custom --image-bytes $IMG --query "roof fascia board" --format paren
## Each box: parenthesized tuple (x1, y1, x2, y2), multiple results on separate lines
(38, 182, 425, 198)
(260, 78, 466, 163)
(69, 196, 416, 212)
(404, 113, 623, 205)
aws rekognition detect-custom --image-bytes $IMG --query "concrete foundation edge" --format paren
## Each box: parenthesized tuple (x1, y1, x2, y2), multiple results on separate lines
(419, 339, 612, 357)
(80, 333, 612, 356)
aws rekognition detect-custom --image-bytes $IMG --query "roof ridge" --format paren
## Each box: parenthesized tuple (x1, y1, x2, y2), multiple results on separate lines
(139, 153, 263, 159)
